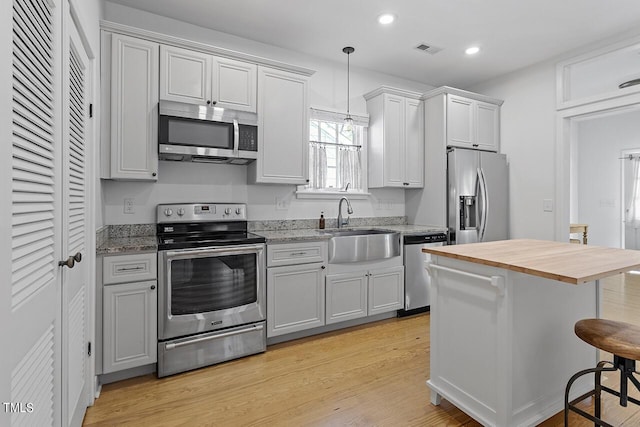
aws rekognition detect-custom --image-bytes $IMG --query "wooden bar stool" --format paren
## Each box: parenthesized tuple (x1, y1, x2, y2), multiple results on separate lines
(565, 318, 640, 426)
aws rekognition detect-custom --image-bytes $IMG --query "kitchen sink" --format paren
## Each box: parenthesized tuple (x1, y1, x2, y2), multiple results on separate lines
(322, 228, 390, 237)
(326, 229, 400, 264)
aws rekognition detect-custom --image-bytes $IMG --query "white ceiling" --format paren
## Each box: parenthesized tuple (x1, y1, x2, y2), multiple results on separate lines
(106, 0, 640, 88)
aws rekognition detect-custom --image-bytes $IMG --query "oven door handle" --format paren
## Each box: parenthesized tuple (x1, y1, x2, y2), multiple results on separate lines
(164, 324, 264, 350)
(164, 243, 265, 259)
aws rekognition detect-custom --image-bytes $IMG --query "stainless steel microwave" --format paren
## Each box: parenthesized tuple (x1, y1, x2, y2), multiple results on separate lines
(158, 100, 258, 165)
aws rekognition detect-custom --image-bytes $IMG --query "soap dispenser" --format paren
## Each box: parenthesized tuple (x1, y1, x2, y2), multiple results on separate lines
(319, 212, 325, 229)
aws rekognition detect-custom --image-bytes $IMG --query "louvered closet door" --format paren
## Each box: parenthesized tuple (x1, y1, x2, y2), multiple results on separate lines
(7, 0, 63, 426)
(63, 13, 91, 427)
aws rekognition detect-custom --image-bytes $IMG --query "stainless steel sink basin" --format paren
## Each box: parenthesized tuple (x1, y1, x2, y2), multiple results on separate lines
(326, 229, 400, 264)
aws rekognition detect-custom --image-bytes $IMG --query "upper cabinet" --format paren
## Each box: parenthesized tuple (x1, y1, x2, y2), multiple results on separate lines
(101, 33, 159, 181)
(160, 45, 257, 113)
(445, 93, 500, 152)
(100, 24, 315, 182)
(365, 87, 424, 188)
(247, 66, 309, 184)
(421, 87, 503, 154)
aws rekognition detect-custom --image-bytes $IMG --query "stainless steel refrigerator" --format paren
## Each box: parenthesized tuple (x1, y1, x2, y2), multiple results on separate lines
(448, 148, 508, 244)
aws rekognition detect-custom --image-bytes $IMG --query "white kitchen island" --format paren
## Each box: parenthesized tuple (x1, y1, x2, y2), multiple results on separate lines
(423, 239, 640, 427)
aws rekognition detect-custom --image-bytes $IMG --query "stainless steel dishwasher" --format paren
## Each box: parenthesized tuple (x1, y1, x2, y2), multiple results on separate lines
(399, 232, 448, 316)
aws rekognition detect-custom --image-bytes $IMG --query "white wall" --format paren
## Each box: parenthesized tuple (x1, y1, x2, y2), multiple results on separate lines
(101, 2, 433, 224)
(471, 61, 558, 240)
(575, 109, 640, 248)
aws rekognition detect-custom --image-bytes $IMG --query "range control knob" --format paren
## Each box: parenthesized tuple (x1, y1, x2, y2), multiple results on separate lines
(177, 208, 185, 216)
(235, 208, 242, 215)
(164, 208, 173, 217)
(224, 208, 232, 215)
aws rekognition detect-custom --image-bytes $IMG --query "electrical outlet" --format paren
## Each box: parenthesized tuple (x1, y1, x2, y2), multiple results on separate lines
(124, 198, 135, 214)
(543, 199, 553, 212)
(275, 197, 289, 211)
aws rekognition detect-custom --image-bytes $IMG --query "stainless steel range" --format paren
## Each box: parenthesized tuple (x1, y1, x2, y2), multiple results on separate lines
(156, 203, 266, 377)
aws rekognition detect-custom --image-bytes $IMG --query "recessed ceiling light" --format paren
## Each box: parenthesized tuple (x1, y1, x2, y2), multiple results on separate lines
(377, 13, 395, 25)
(465, 46, 480, 55)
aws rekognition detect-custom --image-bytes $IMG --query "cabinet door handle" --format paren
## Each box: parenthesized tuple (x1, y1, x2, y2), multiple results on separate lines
(152, 172, 157, 177)
(321, 265, 326, 269)
(150, 285, 156, 290)
(116, 266, 144, 272)
(290, 252, 307, 256)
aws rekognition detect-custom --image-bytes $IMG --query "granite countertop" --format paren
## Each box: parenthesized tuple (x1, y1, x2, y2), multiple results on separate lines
(423, 238, 640, 284)
(254, 224, 447, 243)
(370, 224, 447, 236)
(97, 236, 158, 255)
(252, 229, 331, 243)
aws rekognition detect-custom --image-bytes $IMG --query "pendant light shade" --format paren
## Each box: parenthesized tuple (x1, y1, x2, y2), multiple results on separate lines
(343, 46, 355, 125)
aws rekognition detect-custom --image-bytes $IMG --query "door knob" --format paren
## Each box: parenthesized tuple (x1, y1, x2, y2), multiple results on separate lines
(59, 252, 82, 268)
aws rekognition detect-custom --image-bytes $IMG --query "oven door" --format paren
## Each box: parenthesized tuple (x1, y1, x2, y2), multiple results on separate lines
(158, 243, 265, 340)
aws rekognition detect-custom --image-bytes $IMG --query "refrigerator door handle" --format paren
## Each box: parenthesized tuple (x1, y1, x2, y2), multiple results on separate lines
(477, 167, 489, 241)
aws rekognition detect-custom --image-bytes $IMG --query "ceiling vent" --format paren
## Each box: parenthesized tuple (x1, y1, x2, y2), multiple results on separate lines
(415, 43, 442, 55)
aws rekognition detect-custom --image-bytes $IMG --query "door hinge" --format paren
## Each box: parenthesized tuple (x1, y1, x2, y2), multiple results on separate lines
(89, 103, 93, 118)
(87, 341, 92, 356)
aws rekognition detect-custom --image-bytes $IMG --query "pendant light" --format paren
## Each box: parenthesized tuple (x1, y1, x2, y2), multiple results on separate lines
(342, 46, 355, 126)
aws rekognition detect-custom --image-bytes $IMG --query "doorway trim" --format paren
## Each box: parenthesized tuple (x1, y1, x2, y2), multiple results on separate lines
(555, 92, 640, 242)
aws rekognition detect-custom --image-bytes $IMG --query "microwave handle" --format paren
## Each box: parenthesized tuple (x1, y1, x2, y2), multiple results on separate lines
(233, 119, 239, 155)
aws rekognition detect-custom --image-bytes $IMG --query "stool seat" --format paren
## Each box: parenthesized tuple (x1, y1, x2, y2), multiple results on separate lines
(575, 318, 640, 361)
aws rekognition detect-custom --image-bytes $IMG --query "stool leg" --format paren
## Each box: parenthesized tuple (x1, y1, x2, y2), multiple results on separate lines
(595, 360, 608, 422)
(565, 362, 617, 427)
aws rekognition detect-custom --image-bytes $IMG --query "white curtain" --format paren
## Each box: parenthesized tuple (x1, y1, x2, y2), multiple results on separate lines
(338, 147, 362, 190)
(627, 156, 640, 227)
(309, 143, 327, 189)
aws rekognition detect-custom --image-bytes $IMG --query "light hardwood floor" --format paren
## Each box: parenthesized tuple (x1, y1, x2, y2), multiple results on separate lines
(83, 273, 640, 426)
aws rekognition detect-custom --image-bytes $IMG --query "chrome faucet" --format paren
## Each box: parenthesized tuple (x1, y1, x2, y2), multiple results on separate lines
(337, 196, 353, 228)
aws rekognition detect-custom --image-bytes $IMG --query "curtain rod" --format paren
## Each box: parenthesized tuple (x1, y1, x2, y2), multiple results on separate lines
(310, 140, 362, 149)
(620, 154, 640, 160)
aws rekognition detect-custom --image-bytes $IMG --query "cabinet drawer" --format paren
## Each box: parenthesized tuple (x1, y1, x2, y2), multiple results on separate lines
(267, 241, 327, 267)
(103, 252, 157, 285)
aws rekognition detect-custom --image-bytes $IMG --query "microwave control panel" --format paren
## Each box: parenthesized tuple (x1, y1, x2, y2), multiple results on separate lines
(238, 126, 258, 151)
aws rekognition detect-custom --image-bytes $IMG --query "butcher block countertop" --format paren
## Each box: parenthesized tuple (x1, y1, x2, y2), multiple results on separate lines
(423, 239, 640, 284)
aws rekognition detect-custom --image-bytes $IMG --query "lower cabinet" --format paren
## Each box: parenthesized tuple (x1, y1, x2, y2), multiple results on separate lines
(267, 262, 326, 337)
(326, 272, 367, 324)
(103, 280, 157, 373)
(266, 241, 404, 340)
(368, 266, 405, 315)
(266, 241, 328, 338)
(326, 265, 404, 324)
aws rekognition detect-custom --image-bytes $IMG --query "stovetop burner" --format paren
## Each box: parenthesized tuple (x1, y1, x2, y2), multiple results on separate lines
(156, 203, 265, 250)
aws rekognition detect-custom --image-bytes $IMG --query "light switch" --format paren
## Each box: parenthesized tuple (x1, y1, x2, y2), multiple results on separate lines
(543, 199, 553, 212)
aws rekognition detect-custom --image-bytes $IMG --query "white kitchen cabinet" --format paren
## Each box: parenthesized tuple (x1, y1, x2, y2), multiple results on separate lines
(266, 241, 327, 337)
(368, 266, 404, 315)
(102, 33, 159, 180)
(326, 272, 368, 324)
(160, 45, 257, 112)
(326, 265, 404, 323)
(103, 280, 157, 374)
(446, 93, 500, 152)
(365, 87, 424, 188)
(267, 262, 326, 337)
(248, 66, 309, 184)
